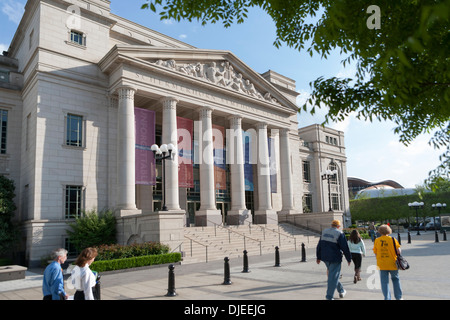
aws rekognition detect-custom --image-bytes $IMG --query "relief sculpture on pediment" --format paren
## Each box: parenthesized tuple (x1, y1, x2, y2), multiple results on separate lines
(152, 59, 280, 105)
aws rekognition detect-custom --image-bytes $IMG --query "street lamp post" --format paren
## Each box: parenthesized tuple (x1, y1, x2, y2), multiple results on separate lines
(408, 201, 424, 235)
(432, 203, 447, 231)
(151, 143, 175, 211)
(321, 169, 337, 212)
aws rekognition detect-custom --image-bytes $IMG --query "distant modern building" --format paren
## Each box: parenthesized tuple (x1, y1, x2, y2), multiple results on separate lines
(348, 177, 405, 199)
(0, 0, 350, 266)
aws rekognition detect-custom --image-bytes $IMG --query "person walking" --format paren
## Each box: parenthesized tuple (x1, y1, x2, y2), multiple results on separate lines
(316, 220, 352, 300)
(368, 222, 376, 242)
(348, 229, 366, 283)
(373, 224, 403, 300)
(69, 247, 98, 300)
(42, 248, 68, 300)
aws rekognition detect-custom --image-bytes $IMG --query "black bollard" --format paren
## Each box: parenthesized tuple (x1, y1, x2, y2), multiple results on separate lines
(274, 246, 280, 267)
(435, 230, 440, 243)
(165, 264, 177, 296)
(444, 230, 447, 241)
(407, 231, 411, 244)
(301, 243, 307, 262)
(223, 257, 232, 285)
(242, 250, 250, 273)
(397, 233, 401, 245)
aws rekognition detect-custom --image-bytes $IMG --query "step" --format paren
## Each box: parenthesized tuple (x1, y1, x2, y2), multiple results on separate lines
(180, 223, 320, 264)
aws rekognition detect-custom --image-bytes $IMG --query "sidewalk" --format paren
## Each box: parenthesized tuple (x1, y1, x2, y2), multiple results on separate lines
(1, 231, 449, 301)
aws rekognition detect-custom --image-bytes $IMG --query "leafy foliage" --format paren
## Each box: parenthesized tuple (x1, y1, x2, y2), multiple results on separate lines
(141, 0, 450, 182)
(350, 191, 450, 222)
(0, 175, 19, 255)
(94, 242, 170, 261)
(66, 209, 116, 252)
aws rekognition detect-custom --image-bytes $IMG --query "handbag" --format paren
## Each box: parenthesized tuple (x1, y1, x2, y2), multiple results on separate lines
(392, 237, 409, 270)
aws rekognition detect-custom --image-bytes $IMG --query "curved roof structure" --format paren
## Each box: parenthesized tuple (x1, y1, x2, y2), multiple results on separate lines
(348, 177, 404, 191)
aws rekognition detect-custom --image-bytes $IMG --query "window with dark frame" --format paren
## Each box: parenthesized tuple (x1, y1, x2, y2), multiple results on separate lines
(65, 185, 82, 219)
(0, 110, 8, 154)
(70, 30, 85, 46)
(66, 114, 83, 147)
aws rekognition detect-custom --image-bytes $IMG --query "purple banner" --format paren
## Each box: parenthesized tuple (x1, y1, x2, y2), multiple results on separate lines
(135, 107, 156, 185)
(177, 116, 194, 188)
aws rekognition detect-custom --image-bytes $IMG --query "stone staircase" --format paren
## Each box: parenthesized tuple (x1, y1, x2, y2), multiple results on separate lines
(179, 222, 321, 264)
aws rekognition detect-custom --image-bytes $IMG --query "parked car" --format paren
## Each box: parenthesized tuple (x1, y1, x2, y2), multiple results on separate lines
(411, 223, 425, 231)
(426, 222, 441, 230)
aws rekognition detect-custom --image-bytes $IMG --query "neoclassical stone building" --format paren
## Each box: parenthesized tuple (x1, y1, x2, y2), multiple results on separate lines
(0, 0, 349, 266)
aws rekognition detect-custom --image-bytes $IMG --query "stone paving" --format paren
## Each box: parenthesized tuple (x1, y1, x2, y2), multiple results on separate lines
(1, 231, 449, 301)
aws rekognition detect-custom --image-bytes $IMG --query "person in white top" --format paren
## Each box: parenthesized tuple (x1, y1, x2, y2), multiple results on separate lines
(347, 230, 366, 284)
(69, 247, 98, 300)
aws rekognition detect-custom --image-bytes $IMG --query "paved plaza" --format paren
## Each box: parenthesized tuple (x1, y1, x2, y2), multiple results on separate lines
(1, 231, 449, 303)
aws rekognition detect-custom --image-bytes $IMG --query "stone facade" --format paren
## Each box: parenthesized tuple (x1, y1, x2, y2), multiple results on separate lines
(0, 0, 349, 267)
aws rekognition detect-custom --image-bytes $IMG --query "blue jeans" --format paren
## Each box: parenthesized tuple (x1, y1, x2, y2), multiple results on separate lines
(379, 270, 402, 300)
(324, 261, 344, 300)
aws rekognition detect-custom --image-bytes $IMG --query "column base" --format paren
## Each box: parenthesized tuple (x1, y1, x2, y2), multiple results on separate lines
(254, 210, 278, 224)
(277, 209, 298, 216)
(195, 209, 222, 226)
(227, 209, 252, 225)
(116, 209, 142, 218)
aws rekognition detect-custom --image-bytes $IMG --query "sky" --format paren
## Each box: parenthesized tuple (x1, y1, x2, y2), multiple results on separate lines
(0, 0, 444, 188)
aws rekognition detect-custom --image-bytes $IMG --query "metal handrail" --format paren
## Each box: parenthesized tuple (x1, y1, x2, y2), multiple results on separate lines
(184, 235, 209, 263)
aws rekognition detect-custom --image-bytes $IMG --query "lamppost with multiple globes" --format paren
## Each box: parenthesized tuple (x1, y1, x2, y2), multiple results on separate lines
(151, 143, 175, 212)
(432, 203, 447, 231)
(321, 169, 337, 212)
(408, 201, 424, 235)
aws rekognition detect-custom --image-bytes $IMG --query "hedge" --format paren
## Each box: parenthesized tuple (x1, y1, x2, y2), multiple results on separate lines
(90, 252, 181, 272)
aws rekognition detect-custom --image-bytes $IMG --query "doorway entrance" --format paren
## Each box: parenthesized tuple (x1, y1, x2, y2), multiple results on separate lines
(187, 201, 200, 227)
(216, 202, 230, 225)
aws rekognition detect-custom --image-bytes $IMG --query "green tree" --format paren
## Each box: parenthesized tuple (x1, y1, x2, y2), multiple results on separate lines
(141, 0, 450, 182)
(66, 209, 116, 252)
(0, 175, 19, 256)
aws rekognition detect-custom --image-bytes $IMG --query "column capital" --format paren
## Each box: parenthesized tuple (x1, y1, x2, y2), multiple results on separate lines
(280, 128, 290, 136)
(199, 106, 213, 119)
(117, 86, 137, 100)
(256, 122, 267, 130)
(228, 114, 243, 126)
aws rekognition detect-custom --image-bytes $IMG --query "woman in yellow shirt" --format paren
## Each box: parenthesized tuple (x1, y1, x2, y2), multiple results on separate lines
(373, 224, 403, 300)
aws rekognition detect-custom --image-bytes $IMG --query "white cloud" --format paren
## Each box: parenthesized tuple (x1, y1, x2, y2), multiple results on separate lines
(0, 43, 8, 53)
(1, 0, 24, 24)
(178, 34, 187, 39)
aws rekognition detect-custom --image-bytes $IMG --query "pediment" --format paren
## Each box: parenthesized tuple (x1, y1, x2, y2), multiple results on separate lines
(99, 45, 298, 113)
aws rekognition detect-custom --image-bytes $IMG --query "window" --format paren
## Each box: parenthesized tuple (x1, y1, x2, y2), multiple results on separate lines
(70, 30, 86, 46)
(0, 110, 7, 154)
(0, 70, 8, 83)
(329, 162, 338, 185)
(65, 185, 82, 219)
(302, 161, 311, 183)
(331, 193, 340, 211)
(303, 194, 313, 213)
(66, 114, 83, 147)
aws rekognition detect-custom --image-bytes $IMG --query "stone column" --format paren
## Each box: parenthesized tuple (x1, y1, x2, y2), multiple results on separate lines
(116, 86, 139, 215)
(278, 128, 296, 216)
(196, 107, 222, 226)
(227, 115, 251, 225)
(254, 122, 277, 224)
(161, 97, 181, 211)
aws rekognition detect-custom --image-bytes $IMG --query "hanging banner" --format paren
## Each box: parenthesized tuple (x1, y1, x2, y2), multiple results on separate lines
(243, 130, 254, 191)
(213, 124, 227, 190)
(177, 116, 194, 188)
(268, 137, 277, 193)
(134, 107, 156, 185)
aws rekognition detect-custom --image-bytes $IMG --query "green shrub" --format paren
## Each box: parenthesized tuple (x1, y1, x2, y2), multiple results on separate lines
(0, 175, 19, 256)
(66, 209, 116, 252)
(90, 252, 181, 272)
(94, 242, 170, 261)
